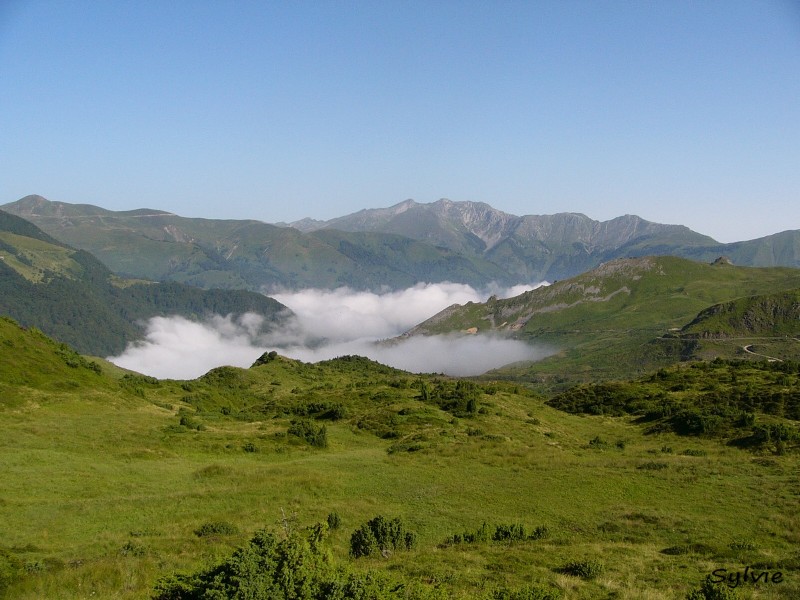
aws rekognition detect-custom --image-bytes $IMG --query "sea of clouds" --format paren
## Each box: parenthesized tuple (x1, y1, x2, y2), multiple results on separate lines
(108, 282, 553, 380)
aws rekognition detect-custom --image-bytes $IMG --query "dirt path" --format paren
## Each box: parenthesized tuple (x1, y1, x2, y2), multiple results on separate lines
(742, 344, 783, 362)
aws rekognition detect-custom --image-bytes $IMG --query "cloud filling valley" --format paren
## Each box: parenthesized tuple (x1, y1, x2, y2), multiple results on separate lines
(109, 282, 552, 379)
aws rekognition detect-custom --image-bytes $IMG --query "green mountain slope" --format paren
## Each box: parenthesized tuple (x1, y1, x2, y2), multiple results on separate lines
(0, 210, 288, 356)
(680, 288, 800, 338)
(0, 319, 800, 600)
(1, 317, 799, 599)
(408, 256, 800, 389)
(2, 196, 515, 290)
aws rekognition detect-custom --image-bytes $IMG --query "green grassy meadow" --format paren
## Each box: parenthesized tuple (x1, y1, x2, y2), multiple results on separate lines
(1, 319, 798, 599)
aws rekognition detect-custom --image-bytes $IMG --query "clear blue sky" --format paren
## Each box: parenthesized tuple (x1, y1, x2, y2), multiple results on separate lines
(1, 1, 798, 243)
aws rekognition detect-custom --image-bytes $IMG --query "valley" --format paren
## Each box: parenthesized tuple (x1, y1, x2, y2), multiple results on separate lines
(1, 199, 799, 599)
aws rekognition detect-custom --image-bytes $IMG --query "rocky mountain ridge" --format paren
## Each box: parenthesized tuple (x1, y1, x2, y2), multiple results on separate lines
(4, 195, 800, 289)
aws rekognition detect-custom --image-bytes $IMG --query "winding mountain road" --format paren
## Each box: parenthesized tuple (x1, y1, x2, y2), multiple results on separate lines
(742, 344, 783, 362)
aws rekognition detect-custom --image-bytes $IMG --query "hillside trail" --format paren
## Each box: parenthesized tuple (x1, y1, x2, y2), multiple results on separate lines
(742, 344, 783, 362)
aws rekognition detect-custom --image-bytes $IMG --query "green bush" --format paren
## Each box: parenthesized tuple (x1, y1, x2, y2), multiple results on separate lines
(0, 548, 22, 596)
(349, 515, 417, 558)
(493, 523, 527, 543)
(557, 559, 604, 579)
(287, 419, 328, 448)
(443, 522, 548, 547)
(153, 520, 444, 599)
(327, 512, 342, 530)
(120, 540, 146, 557)
(682, 449, 707, 457)
(485, 585, 562, 600)
(194, 521, 239, 537)
(637, 461, 669, 471)
(686, 576, 741, 599)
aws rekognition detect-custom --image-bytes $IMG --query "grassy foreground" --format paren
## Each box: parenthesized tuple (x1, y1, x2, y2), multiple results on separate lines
(1, 318, 798, 599)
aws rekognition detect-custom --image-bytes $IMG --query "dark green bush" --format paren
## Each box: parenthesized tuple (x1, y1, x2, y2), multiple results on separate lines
(155, 523, 425, 599)
(685, 576, 741, 600)
(327, 512, 341, 530)
(681, 449, 707, 457)
(349, 515, 416, 558)
(637, 461, 669, 471)
(557, 559, 604, 579)
(287, 419, 328, 448)
(588, 435, 608, 449)
(0, 548, 22, 596)
(485, 585, 562, 600)
(493, 523, 527, 543)
(194, 521, 239, 537)
(120, 541, 146, 557)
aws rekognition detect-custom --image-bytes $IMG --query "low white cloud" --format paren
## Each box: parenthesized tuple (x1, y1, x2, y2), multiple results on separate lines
(110, 314, 268, 380)
(269, 281, 542, 341)
(108, 282, 552, 379)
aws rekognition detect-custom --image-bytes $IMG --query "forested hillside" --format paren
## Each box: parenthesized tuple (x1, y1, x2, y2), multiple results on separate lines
(0, 210, 288, 355)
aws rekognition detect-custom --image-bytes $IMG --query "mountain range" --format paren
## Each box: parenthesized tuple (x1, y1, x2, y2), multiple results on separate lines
(4, 195, 800, 290)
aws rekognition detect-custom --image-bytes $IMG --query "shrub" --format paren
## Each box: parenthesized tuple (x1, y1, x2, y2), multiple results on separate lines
(485, 584, 562, 599)
(179, 414, 204, 431)
(443, 522, 548, 547)
(119, 541, 146, 557)
(557, 559, 604, 579)
(686, 575, 741, 600)
(493, 523, 527, 543)
(529, 525, 550, 540)
(349, 515, 416, 558)
(588, 436, 608, 449)
(0, 548, 22, 596)
(154, 522, 419, 600)
(327, 512, 342, 530)
(287, 419, 328, 448)
(682, 449, 707, 457)
(637, 461, 669, 471)
(194, 521, 239, 537)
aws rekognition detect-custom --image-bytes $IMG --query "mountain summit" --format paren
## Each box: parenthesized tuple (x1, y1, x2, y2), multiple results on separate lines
(288, 198, 720, 280)
(4, 195, 800, 289)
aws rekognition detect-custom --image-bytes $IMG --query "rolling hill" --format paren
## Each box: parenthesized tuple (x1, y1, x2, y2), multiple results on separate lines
(1, 316, 799, 599)
(0, 209, 288, 356)
(406, 255, 800, 390)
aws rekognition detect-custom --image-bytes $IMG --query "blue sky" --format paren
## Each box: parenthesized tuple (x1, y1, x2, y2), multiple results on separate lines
(1, 1, 798, 243)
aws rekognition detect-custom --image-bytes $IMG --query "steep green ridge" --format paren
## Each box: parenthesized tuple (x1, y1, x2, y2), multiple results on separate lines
(0, 210, 289, 356)
(680, 289, 800, 338)
(2, 196, 514, 290)
(408, 256, 800, 390)
(1, 319, 799, 599)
